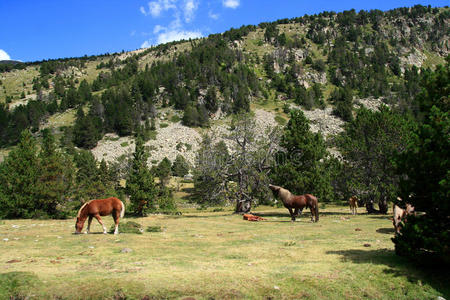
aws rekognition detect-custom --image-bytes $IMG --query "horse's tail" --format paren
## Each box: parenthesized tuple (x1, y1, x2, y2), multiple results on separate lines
(120, 200, 125, 218)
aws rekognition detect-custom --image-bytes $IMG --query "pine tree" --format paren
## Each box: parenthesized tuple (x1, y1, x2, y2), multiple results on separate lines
(126, 137, 157, 216)
(36, 129, 74, 217)
(393, 61, 449, 265)
(73, 107, 101, 149)
(74, 150, 108, 201)
(172, 154, 190, 177)
(0, 130, 40, 218)
(272, 110, 334, 202)
(156, 157, 172, 187)
(337, 106, 416, 213)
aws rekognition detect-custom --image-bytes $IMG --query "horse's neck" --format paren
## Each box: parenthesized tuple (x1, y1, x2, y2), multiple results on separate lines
(279, 188, 293, 204)
(77, 202, 90, 218)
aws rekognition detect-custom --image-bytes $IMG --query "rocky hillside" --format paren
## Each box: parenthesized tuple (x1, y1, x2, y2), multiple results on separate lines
(0, 5, 448, 165)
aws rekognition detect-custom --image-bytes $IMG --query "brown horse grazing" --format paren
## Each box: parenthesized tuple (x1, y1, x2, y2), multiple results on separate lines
(269, 184, 319, 222)
(75, 197, 125, 235)
(349, 196, 358, 215)
(393, 203, 415, 234)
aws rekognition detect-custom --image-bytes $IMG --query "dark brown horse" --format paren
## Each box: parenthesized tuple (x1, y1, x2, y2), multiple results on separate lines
(269, 184, 319, 222)
(75, 197, 125, 234)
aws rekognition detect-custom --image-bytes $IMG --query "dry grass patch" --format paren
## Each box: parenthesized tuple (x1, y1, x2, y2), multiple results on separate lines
(0, 205, 448, 299)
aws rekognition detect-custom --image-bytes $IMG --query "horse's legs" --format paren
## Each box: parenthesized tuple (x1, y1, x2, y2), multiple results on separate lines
(310, 206, 315, 222)
(112, 211, 120, 235)
(94, 214, 107, 234)
(293, 208, 299, 217)
(86, 216, 93, 234)
(288, 208, 296, 221)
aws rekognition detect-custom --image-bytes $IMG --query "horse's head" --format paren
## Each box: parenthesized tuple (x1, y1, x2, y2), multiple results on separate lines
(75, 217, 84, 234)
(269, 184, 281, 196)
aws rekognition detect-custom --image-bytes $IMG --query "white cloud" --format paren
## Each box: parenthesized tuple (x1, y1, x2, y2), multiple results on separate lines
(0, 49, 11, 61)
(156, 29, 202, 44)
(208, 11, 219, 20)
(140, 0, 203, 48)
(141, 0, 177, 17)
(148, 1, 163, 16)
(183, 0, 198, 23)
(153, 25, 165, 34)
(222, 0, 239, 9)
(141, 40, 152, 48)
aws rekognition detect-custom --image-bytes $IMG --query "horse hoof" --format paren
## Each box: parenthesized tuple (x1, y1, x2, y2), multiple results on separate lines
(84, 231, 88, 234)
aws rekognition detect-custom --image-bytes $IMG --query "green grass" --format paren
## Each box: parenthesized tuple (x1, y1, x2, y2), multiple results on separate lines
(275, 115, 287, 126)
(0, 205, 448, 299)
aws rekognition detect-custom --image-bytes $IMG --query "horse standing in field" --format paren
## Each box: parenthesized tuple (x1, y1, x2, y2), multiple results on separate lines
(349, 196, 358, 215)
(269, 184, 319, 222)
(75, 197, 125, 234)
(392, 203, 415, 234)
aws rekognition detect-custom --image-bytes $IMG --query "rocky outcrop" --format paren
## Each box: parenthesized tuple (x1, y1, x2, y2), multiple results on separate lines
(91, 109, 278, 167)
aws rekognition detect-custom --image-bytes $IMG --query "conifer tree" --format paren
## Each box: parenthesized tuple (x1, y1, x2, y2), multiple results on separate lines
(36, 129, 74, 217)
(74, 150, 108, 201)
(172, 154, 190, 177)
(272, 110, 334, 202)
(126, 137, 157, 216)
(156, 157, 172, 187)
(0, 130, 40, 218)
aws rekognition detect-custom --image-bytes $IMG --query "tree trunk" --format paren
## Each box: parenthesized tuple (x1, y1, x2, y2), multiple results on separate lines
(378, 198, 388, 214)
(365, 199, 379, 214)
(235, 200, 251, 214)
(365, 198, 389, 214)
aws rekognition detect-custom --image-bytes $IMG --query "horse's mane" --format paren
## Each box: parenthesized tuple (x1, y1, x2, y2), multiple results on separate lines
(278, 186, 292, 201)
(77, 201, 91, 218)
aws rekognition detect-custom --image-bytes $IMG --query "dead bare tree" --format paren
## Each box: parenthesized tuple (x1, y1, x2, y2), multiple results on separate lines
(193, 112, 281, 213)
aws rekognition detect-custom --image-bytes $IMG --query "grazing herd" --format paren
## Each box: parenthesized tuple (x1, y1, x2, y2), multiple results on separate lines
(74, 186, 412, 235)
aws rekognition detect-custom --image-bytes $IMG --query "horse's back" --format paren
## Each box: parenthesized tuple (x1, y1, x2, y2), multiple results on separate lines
(87, 197, 122, 215)
(305, 194, 318, 203)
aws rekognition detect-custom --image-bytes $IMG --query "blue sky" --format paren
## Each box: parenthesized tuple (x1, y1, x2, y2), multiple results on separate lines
(0, 0, 448, 62)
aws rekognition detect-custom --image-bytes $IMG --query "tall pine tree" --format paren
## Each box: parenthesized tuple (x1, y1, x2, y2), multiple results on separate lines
(126, 137, 157, 216)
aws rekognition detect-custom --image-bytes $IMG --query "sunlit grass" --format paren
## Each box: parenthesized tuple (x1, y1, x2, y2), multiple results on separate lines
(0, 205, 448, 299)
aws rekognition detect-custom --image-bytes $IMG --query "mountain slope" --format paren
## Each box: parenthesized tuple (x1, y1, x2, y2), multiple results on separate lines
(0, 5, 449, 164)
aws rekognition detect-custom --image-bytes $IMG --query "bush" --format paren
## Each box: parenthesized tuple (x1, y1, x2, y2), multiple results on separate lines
(274, 115, 287, 125)
(146, 226, 163, 232)
(392, 215, 450, 266)
(109, 221, 143, 234)
(170, 115, 181, 123)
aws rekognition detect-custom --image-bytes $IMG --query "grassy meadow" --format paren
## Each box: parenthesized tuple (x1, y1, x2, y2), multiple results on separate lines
(1, 205, 448, 300)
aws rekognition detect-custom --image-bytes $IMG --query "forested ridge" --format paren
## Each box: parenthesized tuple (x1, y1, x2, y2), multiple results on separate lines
(0, 5, 448, 264)
(0, 5, 448, 147)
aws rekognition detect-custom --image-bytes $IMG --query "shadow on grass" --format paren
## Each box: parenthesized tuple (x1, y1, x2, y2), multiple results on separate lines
(180, 213, 233, 218)
(327, 249, 450, 297)
(376, 227, 395, 234)
(367, 215, 392, 220)
(254, 211, 351, 218)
